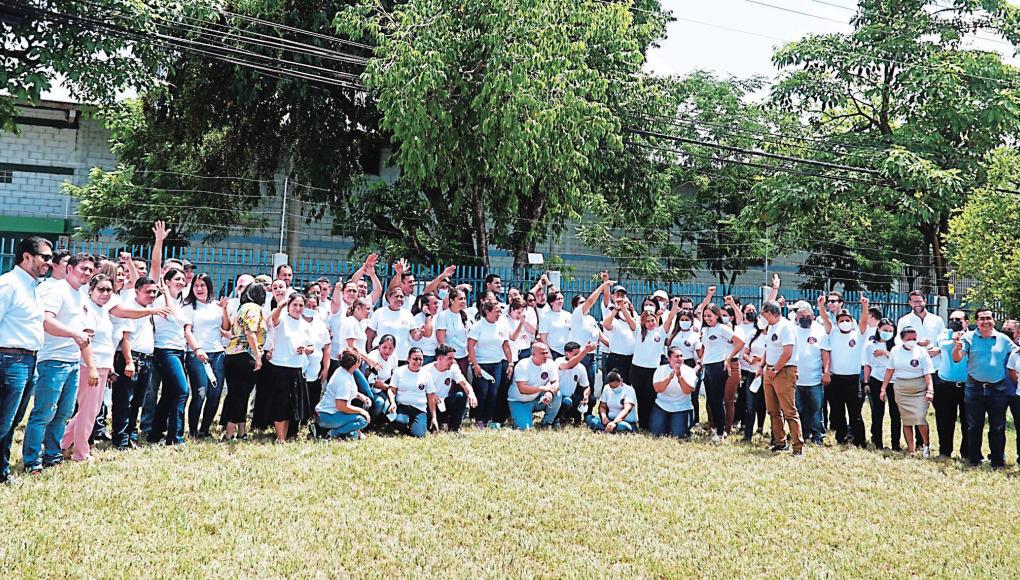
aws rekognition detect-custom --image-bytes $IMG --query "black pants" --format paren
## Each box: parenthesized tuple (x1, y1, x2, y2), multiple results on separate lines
(932, 377, 968, 458)
(828, 374, 866, 446)
(868, 377, 902, 451)
(111, 351, 154, 448)
(604, 353, 633, 384)
(222, 353, 258, 425)
(684, 359, 699, 425)
(1010, 395, 1020, 463)
(741, 369, 766, 439)
(703, 362, 727, 436)
(631, 364, 657, 431)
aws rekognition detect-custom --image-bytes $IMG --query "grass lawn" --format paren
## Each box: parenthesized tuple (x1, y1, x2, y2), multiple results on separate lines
(2, 419, 1019, 578)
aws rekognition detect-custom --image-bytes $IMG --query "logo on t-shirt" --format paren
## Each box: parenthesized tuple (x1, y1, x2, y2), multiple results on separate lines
(417, 383, 426, 391)
(573, 374, 579, 383)
(709, 335, 718, 341)
(540, 371, 549, 380)
(684, 340, 692, 347)
(653, 335, 661, 343)
(910, 359, 919, 368)
(444, 377, 451, 386)
(807, 336, 818, 345)
(849, 339, 857, 348)
(771, 334, 778, 342)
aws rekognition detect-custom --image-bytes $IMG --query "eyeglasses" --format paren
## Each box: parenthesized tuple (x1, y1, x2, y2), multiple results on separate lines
(37, 253, 53, 262)
(409, 357, 424, 362)
(826, 299, 842, 303)
(950, 318, 965, 322)
(95, 287, 114, 294)
(977, 316, 994, 321)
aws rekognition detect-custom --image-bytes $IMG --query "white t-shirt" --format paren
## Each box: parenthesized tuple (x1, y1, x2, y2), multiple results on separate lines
(182, 301, 226, 353)
(889, 344, 934, 380)
(368, 306, 420, 360)
(736, 324, 758, 371)
(764, 319, 799, 367)
(409, 311, 439, 357)
(828, 327, 863, 375)
(510, 357, 558, 403)
(700, 323, 736, 364)
(271, 315, 311, 369)
(896, 311, 946, 362)
(119, 299, 155, 355)
(39, 279, 86, 363)
(1008, 349, 1019, 396)
(743, 332, 767, 374)
(365, 348, 398, 386)
(539, 308, 572, 353)
(600, 383, 638, 423)
(339, 315, 368, 355)
(303, 317, 331, 382)
(506, 315, 531, 357)
(605, 318, 636, 355)
(467, 317, 510, 364)
(669, 329, 701, 361)
(795, 324, 829, 386)
(391, 365, 434, 411)
(652, 364, 696, 413)
(422, 361, 467, 400)
(556, 356, 590, 397)
(153, 294, 187, 351)
(435, 308, 469, 358)
(569, 306, 600, 345)
(82, 298, 115, 368)
(632, 327, 667, 368)
(317, 368, 356, 415)
(864, 341, 893, 379)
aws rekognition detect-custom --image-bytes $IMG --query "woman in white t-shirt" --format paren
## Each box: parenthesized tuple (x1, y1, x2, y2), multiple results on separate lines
(697, 303, 744, 440)
(669, 308, 702, 428)
(60, 274, 115, 462)
(506, 299, 532, 362)
(584, 370, 637, 433)
(409, 293, 440, 364)
(436, 287, 471, 376)
(387, 348, 437, 437)
(149, 267, 191, 445)
(467, 301, 512, 429)
(880, 327, 935, 456)
(863, 318, 902, 451)
(301, 294, 333, 415)
(538, 290, 572, 358)
(265, 292, 314, 444)
(362, 335, 399, 425)
(631, 303, 677, 431)
(315, 349, 370, 440)
(650, 347, 697, 438)
(182, 273, 227, 439)
(366, 287, 422, 363)
(739, 320, 768, 442)
(602, 295, 637, 384)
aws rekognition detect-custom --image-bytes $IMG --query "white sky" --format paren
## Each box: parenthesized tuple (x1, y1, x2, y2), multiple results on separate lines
(42, 0, 1019, 102)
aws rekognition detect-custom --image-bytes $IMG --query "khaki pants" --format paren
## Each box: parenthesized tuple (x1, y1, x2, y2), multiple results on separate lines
(763, 366, 803, 451)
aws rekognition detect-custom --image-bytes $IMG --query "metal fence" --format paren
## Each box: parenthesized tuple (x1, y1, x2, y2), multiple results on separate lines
(0, 238, 951, 320)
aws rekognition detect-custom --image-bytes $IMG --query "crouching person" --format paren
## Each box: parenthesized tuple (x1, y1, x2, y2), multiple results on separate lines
(389, 347, 438, 437)
(315, 350, 370, 439)
(509, 342, 563, 430)
(424, 345, 477, 432)
(557, 341, 596, 423)
(585, 370, 638, 434)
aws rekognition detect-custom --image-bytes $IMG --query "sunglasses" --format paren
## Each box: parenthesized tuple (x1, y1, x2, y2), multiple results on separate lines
(95, 287, 114, 294)
(826, 299, 842, 303)
(37, 253, 54, 262)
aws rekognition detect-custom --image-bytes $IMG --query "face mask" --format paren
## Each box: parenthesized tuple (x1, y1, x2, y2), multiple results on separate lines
(644, 306, 656, 314)
(437, 288, 449, 300)
(756, 317, 768, 330)
(679, 320, 692, 331)
(721, 316, 731, 325)
(745, 312, 758, 323)
(948, 320, 963, 332)
(903, 340, 917, 350)
(879, 330, 894, 341)
(798, 317, 813, 329)
(837, 321, 854, 333)
(303, 308, 316, 319)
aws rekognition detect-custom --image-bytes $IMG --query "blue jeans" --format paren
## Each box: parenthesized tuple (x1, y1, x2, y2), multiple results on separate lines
(472, 360, 507, 424)
(151, 349, 189, 445)
(796, 384, 825, 443)
(22, 360, 79, 469)
(185, 351, 226, 436)
(0, 352, 37, 480)
(584, 415, 636, 433)
(964, 380, 1009, 467)
(581, 353, 596, 397)
(393, 403, 428, 437)
(649, 405, 692, 438)
(111, 352, 155, 447)
(318, 410, 369, 438)
(353, 367, 389, 424)
(438, 390, 469, 432)
(509, 393, 562, 430)
(138, 357, 163, 435)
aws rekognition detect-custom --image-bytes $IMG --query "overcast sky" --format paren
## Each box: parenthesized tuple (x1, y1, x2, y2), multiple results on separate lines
(42, 0, 1019, 102)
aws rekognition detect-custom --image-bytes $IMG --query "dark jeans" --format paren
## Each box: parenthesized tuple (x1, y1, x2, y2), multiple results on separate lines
(649, 405, 692, 438)
(438, 390, 469, 432)
(222, 353, 257, 425)
(631, 364, 657, 431)
(684, 359, 699, 425)
(702, 362, 727, 436)
(741, 370, 766, 440)
(827, 373, 866, 447)
(472, 360, 507, 424)
(604, 353, 632, 384)
(867, 377, 902, 451)
(185, 351, 226, 436)
(1009, 395, 1020, 463)
(964, 380, 1009, 467)
(394, 403, 427, 437)
(111, 351, 155, 448)
(933, 377, 968, 458)
(150, 348, 189, 445)
(795, 384, 824, 443)
(0, 352, 36, 480)
(580, 353, 596, 399)
(352, 367, 389, 425)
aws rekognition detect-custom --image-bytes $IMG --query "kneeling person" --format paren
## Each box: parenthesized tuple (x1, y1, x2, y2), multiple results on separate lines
(557, 341, 596, 423)
(509, 342, 562, 430)
(389, 348, 438, 437)
(316, 350, 371, 439)
(423, 345, 477, 432)
(585, 370, 638, 433)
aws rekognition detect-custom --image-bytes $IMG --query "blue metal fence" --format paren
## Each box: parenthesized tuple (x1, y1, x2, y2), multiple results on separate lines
(0, 238, 949, 319)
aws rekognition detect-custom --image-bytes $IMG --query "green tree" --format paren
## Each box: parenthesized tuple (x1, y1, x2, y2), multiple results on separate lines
(946, 147, 1020, 315)
(335, 0, 668, 267)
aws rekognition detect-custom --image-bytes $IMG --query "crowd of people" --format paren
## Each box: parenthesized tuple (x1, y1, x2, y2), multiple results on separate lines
(1, 223, 1018, 484)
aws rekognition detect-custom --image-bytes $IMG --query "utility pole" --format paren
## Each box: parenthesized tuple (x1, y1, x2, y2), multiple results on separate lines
(279, 176, 288, 254)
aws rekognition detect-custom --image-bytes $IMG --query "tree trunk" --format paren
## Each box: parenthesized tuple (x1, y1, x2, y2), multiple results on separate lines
(931, 213, 950, 297)
(470, 185, 489, 266)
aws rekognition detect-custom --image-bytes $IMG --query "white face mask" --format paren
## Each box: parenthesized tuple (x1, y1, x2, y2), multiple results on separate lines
(903, 340, 918, 350)
(879, 331, 894, 341)
(643, 305, 656, 314)
(756, 317, 768, 330)
(303, 308, 316, 319)
(437, 288, 449, 300)
(838, 321, 854, 333)
(721, 316, 731, 325)
(679, 320, 692, 331)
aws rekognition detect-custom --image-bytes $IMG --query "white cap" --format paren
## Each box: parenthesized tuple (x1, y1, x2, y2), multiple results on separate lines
(652, 290, 669, 301)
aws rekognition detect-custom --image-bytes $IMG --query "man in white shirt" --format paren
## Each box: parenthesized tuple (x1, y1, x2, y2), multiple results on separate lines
(760, 300, 804, 455)
(896, 290, 945, 364)
(111, 277, 160, 449)
(0, 237, 52, 484)
(21, 252, 95, 474)
(509, 342, 562, 430)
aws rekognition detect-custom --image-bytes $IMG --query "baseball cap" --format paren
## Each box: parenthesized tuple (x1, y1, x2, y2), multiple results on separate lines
(254, 274, 272, 285)
(652, 290, 668, 301)
(612, 285, 627, 294)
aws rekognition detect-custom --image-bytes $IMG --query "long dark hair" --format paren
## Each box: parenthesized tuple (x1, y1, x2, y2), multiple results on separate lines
(240, 283, 267, 308)
(184, 273, 215, 308)
(875, 317, 895, 350)
(669, 308, 695, 345)
(448, 287, 468, 328)
(411, 292, 435, 316)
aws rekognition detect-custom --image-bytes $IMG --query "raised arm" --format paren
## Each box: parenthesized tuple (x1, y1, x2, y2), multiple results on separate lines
(858, 295, 870, 334)
(766, 274, 780, 303)
(422, 265, 457, 296)
(817, 295, 832, 334)
(698, 285, 717, 314)
(150, 220, 170, 277)
(580, 275, 612, 316)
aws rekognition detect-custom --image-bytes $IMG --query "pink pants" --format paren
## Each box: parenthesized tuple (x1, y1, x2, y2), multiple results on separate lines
(60, 366, 110, 461)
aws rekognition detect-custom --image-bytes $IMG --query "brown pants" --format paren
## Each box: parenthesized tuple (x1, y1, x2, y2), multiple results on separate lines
(763, 366, 803, 451)
(724, 359, 741, 433)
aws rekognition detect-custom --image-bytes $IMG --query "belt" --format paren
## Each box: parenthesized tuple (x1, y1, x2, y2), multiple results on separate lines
(130, 350, 153, 361)
(0, 347, 36, 356)
(968, 377, 1004, 389)
(766, 364, 797, 370)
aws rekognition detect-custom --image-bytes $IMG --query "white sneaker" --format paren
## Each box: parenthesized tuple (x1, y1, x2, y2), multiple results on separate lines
(922, 445, 931, 458)
(710, 434, 721, 444)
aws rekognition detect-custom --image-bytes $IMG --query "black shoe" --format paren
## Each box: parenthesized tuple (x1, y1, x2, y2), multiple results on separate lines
(94, 431, 111, 442)
(771, 444, 790, 452)
(196, 431, 211, 440)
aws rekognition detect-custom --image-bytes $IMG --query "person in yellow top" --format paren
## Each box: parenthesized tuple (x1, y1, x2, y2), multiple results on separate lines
(220, 284, 268, 441)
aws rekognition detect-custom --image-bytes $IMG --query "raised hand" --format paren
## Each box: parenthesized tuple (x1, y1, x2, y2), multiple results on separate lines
(771, 274, 780, 289)
(152, 220, 171, 242)
(707, 285, 716, 297)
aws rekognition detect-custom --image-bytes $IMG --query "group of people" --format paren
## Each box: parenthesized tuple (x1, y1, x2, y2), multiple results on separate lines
(1, 225, 1018, 484)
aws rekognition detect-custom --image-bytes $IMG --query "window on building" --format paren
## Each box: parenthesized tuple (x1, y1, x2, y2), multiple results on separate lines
(0, 170, 12, 184)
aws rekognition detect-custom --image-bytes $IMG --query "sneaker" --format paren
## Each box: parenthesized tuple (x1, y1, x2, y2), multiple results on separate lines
(25, 465, 43, 476)
(792, 449, 804, 457)
(486, 421, 501, 430)
(709, 434, 721, 443)
(921, 446, 931, 458)
(475, 421, 486, 430)
(771, 444, 790, 452)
